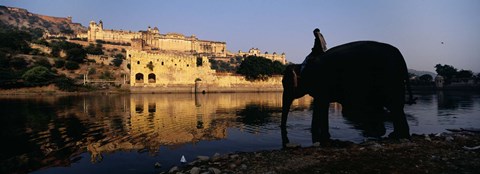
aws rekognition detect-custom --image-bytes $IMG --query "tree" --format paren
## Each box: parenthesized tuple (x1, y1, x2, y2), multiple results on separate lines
(435, 64, 457, 83)
(66, 47, 86, 63)
(34, 57, 51, 69)
(237, 56, 286, 80)
(112, 57, 123, 67)
(54, 59, 65, 68)
(456, 69, 473, 79)
(54, 74, 77, 91)
(85, 43, 103, 55)
(0, 29, 32, 53)
(209, 59, 236, 72)
(65, 61, 80, 70)
(112, 53, 125, 67)
(22, 66, 55, 86)
(10, 56, 28, 70)
(419, 74, 433, 82)
(100, 70, 115, 80)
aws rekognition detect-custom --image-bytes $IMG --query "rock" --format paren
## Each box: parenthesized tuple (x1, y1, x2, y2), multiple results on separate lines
(240, 164, 248, 170)
(286, 143, 301, 148)
(445, 136, 454, 141)
(197, 156, 210, 161)
(230, 154, 239, 159)
(211, 153, 222, 161)
(254, 152, 262, 158)
(168, 166, 179, 173)
(229, 163, 237, 169)
(312, 142, 321, 147)
(154, 162, 162, 168)
(368, 142, 382, 151)
(425, 135, 432, 141)
(190, 167, 200, 174)
(208, 167, 221, 174)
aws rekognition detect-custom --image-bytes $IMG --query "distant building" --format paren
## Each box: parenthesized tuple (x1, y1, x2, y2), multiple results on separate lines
(237, 48, 286, 64)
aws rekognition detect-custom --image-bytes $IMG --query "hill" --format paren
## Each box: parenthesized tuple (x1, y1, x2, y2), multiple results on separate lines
(408, 69, 436, 77)
(0, 6, 86, 35)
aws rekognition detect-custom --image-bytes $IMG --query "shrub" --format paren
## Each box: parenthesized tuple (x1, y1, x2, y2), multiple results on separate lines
(237, 56, 286, 81)
(22, 66, 55, 86)
(112, 57, 123, 67)
(85, 43, 103, 55)
(34, 57, 51, 69)
(10, 56, 28, 70)
(65, 61, 79, 70)
(66, 47, 86, 63)
(54, 75, 77, 91)
(54, 59, 65, 68)
(88, 67, 96, 75)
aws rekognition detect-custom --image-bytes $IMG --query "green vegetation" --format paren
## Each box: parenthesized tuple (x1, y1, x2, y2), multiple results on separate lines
(22, 66, 55, 86)
(237, 56, 286, 81)
(100, 70, 115, 80)
(209, 59, 236, 72)
(147, 61, 154, 71)
(34, 57, 51, 69)
(64, 61, 80, 70)
(434, 64, 477, 84)
(85, 43, 104, 55)
(54, 59, 65, 68)
(112, 53, 124, 67)
(0, 28, 32, 54)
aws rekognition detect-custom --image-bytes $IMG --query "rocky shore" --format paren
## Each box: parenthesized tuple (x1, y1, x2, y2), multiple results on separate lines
(162, 130, 479, 174)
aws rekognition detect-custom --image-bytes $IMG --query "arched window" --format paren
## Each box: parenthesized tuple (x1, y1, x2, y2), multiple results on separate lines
(135, 73, 144, 83)
(148, 73, 156, 83)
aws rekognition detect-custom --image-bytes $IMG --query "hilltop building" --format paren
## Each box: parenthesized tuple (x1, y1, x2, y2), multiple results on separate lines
(88, 20, 227, 58)
(237, 48, 286, 64)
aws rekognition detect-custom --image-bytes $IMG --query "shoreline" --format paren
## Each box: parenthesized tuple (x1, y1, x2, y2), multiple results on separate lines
(1, 85, 479, 96)
(165, 130, 480, 174)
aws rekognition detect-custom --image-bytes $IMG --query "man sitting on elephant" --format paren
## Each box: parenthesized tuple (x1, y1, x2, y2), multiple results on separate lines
(301, 28, 327, 72)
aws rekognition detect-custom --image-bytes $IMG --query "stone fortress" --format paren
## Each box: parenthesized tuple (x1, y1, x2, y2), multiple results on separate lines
(86, 20, 287, 92)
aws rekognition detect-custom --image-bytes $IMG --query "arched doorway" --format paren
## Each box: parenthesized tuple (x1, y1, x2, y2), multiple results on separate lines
(135, 73, 144, 83)
(148, 73, 156, 83)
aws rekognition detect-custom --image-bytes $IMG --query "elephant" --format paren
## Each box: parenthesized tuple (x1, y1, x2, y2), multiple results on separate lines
(281, 41, 415, 143)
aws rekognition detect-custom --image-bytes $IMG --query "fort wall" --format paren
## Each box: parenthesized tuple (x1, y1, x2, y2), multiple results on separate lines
(128, 49, 282, 93)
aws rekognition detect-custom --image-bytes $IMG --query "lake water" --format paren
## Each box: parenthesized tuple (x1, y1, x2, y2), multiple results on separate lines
(1, 91, 479, 173)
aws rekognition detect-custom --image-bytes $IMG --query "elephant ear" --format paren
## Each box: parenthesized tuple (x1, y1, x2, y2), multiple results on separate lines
(282, 64, 301, 91)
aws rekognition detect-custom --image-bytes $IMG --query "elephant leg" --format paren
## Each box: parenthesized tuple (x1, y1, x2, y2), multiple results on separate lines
(281, 127, 290, 148)
(363, 110, 386, 138)
(311, 99, 330, 143)
(388, 106, 410, 139)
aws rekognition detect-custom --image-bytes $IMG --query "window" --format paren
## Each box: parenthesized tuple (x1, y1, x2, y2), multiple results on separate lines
(196, 57, 203, 67)
(137, 61, 140, 64)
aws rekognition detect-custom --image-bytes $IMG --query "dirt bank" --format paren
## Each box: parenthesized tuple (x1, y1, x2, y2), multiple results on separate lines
(166, 130, 480, 174)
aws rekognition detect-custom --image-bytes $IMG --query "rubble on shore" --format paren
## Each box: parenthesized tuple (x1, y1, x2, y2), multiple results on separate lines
(161, 129, 480, 174)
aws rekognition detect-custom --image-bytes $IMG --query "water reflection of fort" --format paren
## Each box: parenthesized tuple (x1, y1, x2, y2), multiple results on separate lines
(85, 93, 313, 160)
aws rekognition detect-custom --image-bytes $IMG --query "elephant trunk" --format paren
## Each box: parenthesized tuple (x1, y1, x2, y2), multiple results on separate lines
(281, 90, 293, 128)
(281, 65, 297, 128)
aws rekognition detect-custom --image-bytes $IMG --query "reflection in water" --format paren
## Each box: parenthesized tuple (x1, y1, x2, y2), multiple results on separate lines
(0, 93, 311, 173)
(0, 91, 479, 173)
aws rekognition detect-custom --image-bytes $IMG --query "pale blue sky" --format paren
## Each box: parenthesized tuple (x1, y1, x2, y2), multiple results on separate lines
(2, 0, 480, 72)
